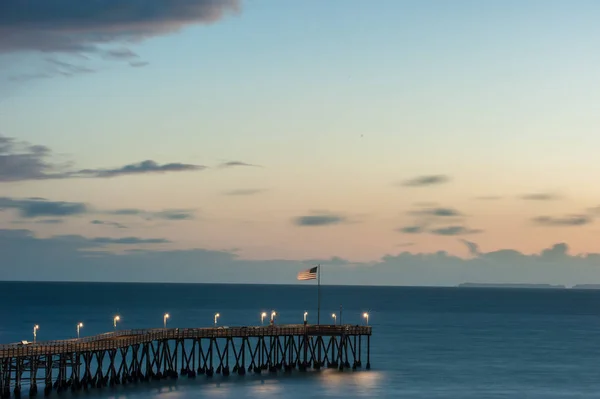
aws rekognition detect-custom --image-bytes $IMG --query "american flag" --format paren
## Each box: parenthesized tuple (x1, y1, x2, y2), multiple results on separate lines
(297, 266, 318, 281)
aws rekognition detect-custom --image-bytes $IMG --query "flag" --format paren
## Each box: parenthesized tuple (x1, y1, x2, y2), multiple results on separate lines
(297, 266, 318, 281)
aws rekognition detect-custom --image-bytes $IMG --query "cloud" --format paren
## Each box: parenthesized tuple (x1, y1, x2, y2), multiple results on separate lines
(92, 237, 170, 245)
(8, 58, 96, 81)
(223, 189, 266, 196)
(475, 195, 502, 200)
(0, 197, 87, 218)
(293, 213, 347, 227)
(430, 226, 482, 236)
(460, 239, 481, 257)
(0, 135, 206, 182)
(0, 1, 240, 57)
(5, 229, 600, 286)
(107, 208, 195, 221)
(91, 220, 127, 229)
(409, 207, 462, 217)
(218, 161, 260, 168)
(520, 193, 561, 201)
(400, 175, 450, 187)
(397, 226, 424, 234)
(129, 61, 149, 68)
(532, 215, 592, 227)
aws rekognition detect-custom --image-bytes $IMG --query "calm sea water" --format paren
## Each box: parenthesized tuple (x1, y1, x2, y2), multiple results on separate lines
(2, 282, 600, 398)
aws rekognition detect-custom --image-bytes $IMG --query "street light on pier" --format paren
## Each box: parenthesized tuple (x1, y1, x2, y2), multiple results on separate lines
(163, 313, 169, 329)
(270, 311, 276, 325)
(214, 313, 220, 326)
(113, 315, 120, 329)
(331, 313, 337, 325)
(261, 312, 267, 325)
(304, 311, 308, 324)
(77, 322, 83, 339)
(33, 325, 39, 343)
(363, 312, 369, 325)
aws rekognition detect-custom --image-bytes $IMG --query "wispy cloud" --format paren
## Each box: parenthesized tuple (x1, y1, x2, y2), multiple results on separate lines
(430, 226, 482, 236)
(218, 161, 261, 168)
(92, 237, 170, 245)
(520, 193, 562, 201)
(91, 220, 127, 229)
(400, 175, 450, 187)
(223, 189, 266, 196)
(409, 207, 462, 217)
(107, 208, 195, 221)
(532, 215, 592, 227)
(397, 226, 424, 234)
(293, 212, 347, 227)
(0, 197, 87, 218)
(0, 135, 206, 182)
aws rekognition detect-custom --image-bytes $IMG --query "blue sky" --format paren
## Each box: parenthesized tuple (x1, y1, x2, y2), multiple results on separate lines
(1, 0, 600, 285)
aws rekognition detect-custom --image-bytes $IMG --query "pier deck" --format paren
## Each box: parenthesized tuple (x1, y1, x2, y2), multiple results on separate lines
(0, 324, 372, 397)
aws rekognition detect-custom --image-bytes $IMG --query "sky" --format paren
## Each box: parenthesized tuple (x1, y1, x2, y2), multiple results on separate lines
(1, 0, 600, 285)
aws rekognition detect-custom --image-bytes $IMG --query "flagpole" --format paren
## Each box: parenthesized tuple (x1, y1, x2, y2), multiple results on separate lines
(317, 264, 321, 325)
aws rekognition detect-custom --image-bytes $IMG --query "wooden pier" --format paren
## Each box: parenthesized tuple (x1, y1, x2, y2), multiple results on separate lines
(0, 324, 372, 398)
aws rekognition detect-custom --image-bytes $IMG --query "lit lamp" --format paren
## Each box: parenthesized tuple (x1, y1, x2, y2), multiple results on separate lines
(303, 311, 308, 326)
(113, 315, 120, 329)
(214, 313, 220, 326)
(331, 313, 337, 325)
(363, 312, 369, 325)
(261, 312, 267, 325)
(270, 311, 276, 325)
(164, 313, 169, 329)
(77, 322, 83, 339)
(33, 325, 39, 343)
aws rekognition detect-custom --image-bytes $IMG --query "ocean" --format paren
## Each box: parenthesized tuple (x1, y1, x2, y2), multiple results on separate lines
(1, 282, 600, 398)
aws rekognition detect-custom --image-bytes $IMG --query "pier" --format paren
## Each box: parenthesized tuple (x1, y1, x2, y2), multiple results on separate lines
(0, 324, 372, 398)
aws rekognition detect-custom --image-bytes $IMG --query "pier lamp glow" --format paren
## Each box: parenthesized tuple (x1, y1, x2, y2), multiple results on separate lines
(214, 313, 220, 326)
(113, 315, 120, 329)
(270, 311, 276, 323)
(304, 311, 308, 322)
(363, 312, 369, 325)
(33, 325, 39, 343)
(331, 313, 337, 325)
(261, 312, 267, 325)
(77, 322, 83, 339)
(163, 313, 169, 329)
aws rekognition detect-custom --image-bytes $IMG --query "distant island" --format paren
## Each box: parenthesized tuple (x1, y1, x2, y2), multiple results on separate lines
(458, 283, 566, 289)
(571, 284, 600, 290)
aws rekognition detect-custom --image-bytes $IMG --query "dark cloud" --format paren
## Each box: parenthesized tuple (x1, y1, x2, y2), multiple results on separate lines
(520, 193, 561, 201)
(0, 1, 240, 57)
(218, 161, 260, 168)
(460, 239, 481, 257)
(223, 189, 266, 196)
(0, 135, 206, 182)
(293, 213, 347, 227)
(430, 226, 482, 236)
(8, 58, 96, 81)
(92, 237, 170, 245)
(397, 226, 424, 234)
(75, 160, 205, 178)
(107, 208, 195, 221)
(4, 229, 600, 286)
(409, 207, 462, 217)
(400, 175, 450, 187)
(532, 215, 592, 227)
(91, 220, 127, 229)
(0, 197, 87, 218)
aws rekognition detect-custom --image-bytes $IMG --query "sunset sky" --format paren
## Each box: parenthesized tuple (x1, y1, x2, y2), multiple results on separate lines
(1, 0, 600, 285)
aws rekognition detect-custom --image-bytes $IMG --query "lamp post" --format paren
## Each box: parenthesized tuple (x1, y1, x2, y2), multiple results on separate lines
(331, 313, 337, 325)
(113, 315, 120, 329)
(270, 311, 276, 325)
(164, 313, 169, 329)
(303, 311, 308, 325)
(33, 325, 39, 343)
(363, 312, 369, 325)
(261, 312, 267, 325)
(77, 322, 83, 339)
(214, 313, 220, 326)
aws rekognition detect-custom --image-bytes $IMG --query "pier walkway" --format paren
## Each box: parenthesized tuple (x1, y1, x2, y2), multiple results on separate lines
(0, 324, 372, 397)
